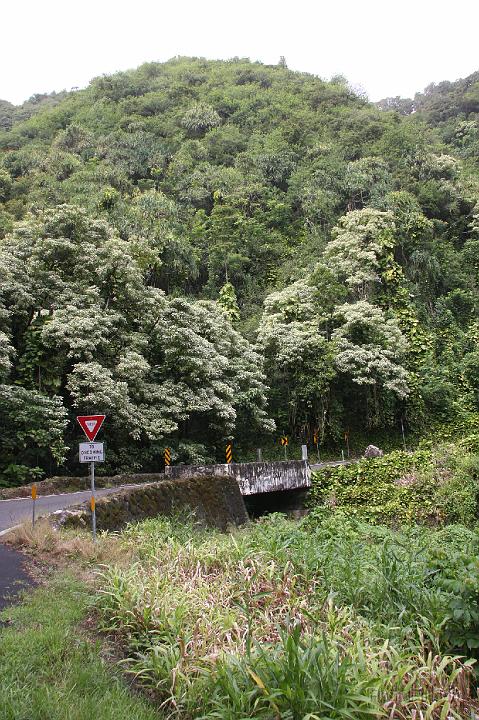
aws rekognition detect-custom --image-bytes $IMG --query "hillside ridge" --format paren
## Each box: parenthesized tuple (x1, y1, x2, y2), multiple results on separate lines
(0, 56, 477, 481)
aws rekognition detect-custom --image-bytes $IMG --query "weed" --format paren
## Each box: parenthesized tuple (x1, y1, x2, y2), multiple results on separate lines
(96, 513, 479, 717)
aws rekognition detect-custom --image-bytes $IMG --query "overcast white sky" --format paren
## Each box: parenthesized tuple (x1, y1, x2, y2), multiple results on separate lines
(2, 0, 478, 105)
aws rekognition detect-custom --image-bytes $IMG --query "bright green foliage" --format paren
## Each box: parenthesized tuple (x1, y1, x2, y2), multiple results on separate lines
(309, 445, 479, 527)
(0, 58, 478, 471)
(96, 513, 479, 716)
(435, 453, 479, 525)
(309, 450, 435, 524)
(0, 169, 12, 201)
(218, 281, 240, 323)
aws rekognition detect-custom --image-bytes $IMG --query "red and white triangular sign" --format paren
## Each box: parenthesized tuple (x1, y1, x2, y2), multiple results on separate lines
(77, 415, 106, 441)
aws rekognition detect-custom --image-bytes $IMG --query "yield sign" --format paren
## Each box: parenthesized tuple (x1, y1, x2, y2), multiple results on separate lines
(77, 415, 106, 441)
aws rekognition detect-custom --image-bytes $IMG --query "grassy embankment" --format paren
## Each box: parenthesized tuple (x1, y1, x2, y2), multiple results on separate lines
(95, 512, 479, 718)
(0, 571, 160, 720)
(3, 438, 479, 718)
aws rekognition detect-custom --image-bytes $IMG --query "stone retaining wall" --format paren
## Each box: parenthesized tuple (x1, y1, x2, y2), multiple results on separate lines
(60, 475, 248, 532)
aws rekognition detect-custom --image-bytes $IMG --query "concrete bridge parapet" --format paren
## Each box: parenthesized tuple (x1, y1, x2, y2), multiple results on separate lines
(165, 460, 311, 496)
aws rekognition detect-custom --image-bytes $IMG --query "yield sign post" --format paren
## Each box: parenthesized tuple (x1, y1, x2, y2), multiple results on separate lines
(77, 415, 106, 543)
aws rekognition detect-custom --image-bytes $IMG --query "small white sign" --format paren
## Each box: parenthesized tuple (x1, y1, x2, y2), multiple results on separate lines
(79, 442, 105, 463)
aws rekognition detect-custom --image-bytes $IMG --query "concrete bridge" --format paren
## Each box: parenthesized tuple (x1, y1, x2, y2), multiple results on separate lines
(165, 458, 353, 496)
(165, 459, 312, 495)
(0, 459, 348, 534)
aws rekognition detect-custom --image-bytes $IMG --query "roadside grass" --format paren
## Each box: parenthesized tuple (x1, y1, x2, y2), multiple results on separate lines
(95, 512, 479, 718)
(0, 571, 161, 720)
(6, 517, 132, 565)
(5, 512, 479, 717)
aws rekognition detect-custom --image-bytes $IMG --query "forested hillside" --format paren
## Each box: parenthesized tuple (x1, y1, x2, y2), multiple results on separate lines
(0, 57, 478, 481)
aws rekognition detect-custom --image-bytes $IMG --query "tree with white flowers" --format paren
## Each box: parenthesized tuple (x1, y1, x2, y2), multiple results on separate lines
(0, 205, 273, 477)
(324, 208, 396, 299)
(332, 301, 409, 397)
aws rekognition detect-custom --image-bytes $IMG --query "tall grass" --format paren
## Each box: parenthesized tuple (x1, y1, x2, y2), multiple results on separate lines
(96, 513, 479, 718)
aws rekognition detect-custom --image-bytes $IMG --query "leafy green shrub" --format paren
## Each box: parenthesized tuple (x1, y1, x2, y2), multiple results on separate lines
(97, 513, 479, 716)
(460, 453, 479, 481)
(432, 453, 479, 526)
(435, 476, 477, 526)
(425, 525, 479, 653)
(0, 463, 44, 488)
(309, 448, 479, 527)
(308, 450, 435, 524)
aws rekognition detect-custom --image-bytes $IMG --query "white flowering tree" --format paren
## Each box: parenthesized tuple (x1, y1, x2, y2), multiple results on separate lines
(258, 260, 410, 436)
(324, 208, 396, 299)
(258, 278, 337, 438)
(0, 205, 273, 476)
(150, 298, 274, 449)
(332, 301, 409, 398)
(181, 103, 221, 137)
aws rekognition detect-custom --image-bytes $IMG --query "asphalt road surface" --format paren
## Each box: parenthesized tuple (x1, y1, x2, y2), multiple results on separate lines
(0, 487, 129, 533)
(0, 544, 34, 612)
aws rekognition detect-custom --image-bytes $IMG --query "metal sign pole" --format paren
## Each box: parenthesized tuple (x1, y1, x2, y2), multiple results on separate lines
(90, 460, 96, 542)
(76, 415, 105, 544)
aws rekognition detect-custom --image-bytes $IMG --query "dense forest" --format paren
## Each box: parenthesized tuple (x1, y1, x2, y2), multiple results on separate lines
(0, 57, 478, 481)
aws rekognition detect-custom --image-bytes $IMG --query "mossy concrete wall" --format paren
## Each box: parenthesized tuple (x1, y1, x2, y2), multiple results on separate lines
(61, 475, 248, 532)
(165, 460, 311, 495)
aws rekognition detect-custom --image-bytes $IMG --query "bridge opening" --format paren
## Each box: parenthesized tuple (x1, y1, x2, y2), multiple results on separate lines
(244, 488, 309, 519)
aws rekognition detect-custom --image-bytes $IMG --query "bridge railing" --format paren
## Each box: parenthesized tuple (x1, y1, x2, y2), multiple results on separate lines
(165, 460, 311, 495)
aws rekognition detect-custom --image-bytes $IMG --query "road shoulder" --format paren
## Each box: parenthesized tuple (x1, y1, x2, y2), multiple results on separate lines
(0, 542, 35, 612)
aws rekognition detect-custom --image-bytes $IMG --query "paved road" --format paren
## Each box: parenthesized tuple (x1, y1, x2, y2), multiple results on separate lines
(0, 544, 34, 612)
(0, 487, 130, 533)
